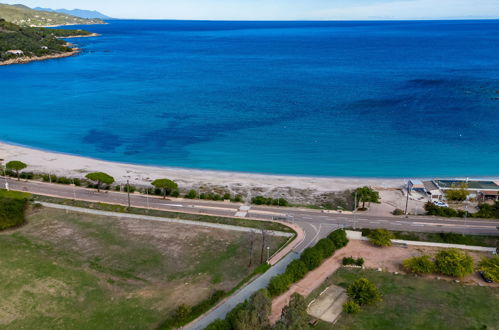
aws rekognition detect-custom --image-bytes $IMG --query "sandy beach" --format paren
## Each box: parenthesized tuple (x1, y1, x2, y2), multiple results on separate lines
(0, 142, 406, 202)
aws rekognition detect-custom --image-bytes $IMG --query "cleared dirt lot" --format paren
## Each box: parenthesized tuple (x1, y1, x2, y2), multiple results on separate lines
(0, 207, 287, 329)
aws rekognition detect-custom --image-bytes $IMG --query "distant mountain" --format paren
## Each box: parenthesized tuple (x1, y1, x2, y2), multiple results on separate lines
(34, 7, 112, 20)
(0, 3, 104, 26)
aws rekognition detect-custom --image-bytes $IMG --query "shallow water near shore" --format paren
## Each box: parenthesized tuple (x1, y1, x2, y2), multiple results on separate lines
(1, 20, 499, 177)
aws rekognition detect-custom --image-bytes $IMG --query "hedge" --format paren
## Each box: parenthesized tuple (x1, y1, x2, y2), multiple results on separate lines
(0, 189, 31, 230)
(268, 229, 349, 297)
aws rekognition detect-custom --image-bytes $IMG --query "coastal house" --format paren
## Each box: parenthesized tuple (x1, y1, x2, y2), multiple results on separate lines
(411, 178, 499, 202)
(6, 50, 24, 56)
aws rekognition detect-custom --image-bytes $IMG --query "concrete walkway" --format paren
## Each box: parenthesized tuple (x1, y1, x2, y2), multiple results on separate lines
(185, 252, 300, 330)
(39, 202, 293, 237)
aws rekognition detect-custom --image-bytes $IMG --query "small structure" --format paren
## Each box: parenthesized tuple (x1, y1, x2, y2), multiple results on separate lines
(41, 46, 48, 50)
(6, 50, 24, 56)
(422, 180, 444, 201)
(409, 178, 499, 202)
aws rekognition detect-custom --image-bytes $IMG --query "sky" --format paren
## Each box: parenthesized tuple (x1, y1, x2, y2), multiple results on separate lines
(3, 0, 499, 20)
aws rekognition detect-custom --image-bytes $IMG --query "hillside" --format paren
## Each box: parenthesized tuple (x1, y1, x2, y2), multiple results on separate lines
(0, 18, 92, 63)
(0, 3, 104, 26)
(34, 7, 112, 19)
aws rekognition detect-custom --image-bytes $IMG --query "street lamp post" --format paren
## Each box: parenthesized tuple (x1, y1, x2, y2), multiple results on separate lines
(353, 191, 357, 229)
(267, 246, 270, 261)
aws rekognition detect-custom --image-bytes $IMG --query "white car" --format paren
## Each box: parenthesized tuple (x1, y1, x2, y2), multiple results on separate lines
(433, 201, 449, 208)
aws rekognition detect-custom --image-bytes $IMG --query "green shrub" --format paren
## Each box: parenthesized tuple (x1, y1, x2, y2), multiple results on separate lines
(185, 189, 198, 199)
(434, 249, 474, 278)
(392, 208, 405, 215)
(367, 229, 394, 247)
(346, 278, 381, 306)
(204, 319, 231, 330)
(268, 273, 293, 297)
(315, 238, 336, 258)
(328, 228, 349, 248)
(285, 259, 308, 282)
(425, 202, 467, 218)
(403, 255, 435, 274)
(478, 256, 498, 282)
(343, 256, 364, 266)
(343, 300, 361, 314)
(300, 247, 324, 270)
(445, 184, 470, 201)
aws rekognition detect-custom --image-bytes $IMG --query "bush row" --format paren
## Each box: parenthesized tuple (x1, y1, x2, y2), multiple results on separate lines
(251, 196, 289, 206)
(403, 249, 475, 278)
(342, 256, 365, 266)
(267, 229, 349, 297)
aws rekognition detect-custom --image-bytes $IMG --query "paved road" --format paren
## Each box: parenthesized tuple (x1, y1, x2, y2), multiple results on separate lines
(3, 177, 498, 328)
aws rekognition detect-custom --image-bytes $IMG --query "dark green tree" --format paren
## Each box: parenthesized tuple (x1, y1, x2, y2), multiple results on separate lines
(353, 186, 380, 209)
(346, 278, 382, 306)
(274, 293, 309, 330)
(151, 178, 178, 199)
(6, 160, 27, 181)
(367, 229, 394, 247)
(403, 255, 435, 274)
(85, 172, 115, 192)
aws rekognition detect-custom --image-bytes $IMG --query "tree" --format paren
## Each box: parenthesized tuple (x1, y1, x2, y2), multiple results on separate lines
(173, 304, 191, 323)
(274, 293, 309, 330)
(6, 160, 27, 181)
(434, 249, 474, 278)
(353, 186, 380, 209)
(185, 189, 198, 199)
(403, 255, 435, 274)
(478, 256, 498, 282)
(445, 183, 470, 202)
(85, 172, 115, 192)
(233, 289, 271, 330)
(367, 229, 394, 247)
(346, 278, 381, 306)
(343, 300, 361, 314)
(151, 178, 178, 199)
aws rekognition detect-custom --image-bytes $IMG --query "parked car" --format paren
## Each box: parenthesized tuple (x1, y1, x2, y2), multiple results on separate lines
(433, 201, 449, 208)
(479, 271, 493, 283)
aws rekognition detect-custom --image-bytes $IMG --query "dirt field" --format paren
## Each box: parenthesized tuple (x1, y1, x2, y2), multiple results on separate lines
(0, 207, 287, 329)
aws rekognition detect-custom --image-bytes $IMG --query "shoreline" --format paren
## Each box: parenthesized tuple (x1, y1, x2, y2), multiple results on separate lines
(0, 49, 80, 66)
(0, 142, 407, 201)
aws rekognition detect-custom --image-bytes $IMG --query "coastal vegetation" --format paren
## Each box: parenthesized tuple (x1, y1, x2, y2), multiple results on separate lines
(425, 201, 499, 220)
(252, 195, 290, 207)
(366, 229, 394, 247)
(0, 3, 103, 26)
(478, 256, 498, 282)
(151, 178, 178, 199)
(0, 19, 93, 62)
(0, 206, 287, 329)
(402, 249, 475, 278)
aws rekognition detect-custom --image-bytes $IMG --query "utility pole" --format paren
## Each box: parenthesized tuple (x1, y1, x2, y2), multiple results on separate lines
(404, 181, 410, 217)
(353, 191, 357, 229)
(127, 180, 131, 209)
(71, 179, 76, 200)
(267, 246, 270, 262)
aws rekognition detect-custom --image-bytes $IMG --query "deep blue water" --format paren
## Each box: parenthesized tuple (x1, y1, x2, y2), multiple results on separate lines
(1, 20, 499, 177)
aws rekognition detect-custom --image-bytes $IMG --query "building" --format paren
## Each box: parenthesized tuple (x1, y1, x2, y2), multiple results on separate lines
(409, 178, 499, 202)
(6, 50, 24, 56)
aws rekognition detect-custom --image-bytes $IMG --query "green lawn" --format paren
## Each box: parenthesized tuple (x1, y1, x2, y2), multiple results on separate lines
(0, 207, 286, 329)
(311, 268, 499, 330)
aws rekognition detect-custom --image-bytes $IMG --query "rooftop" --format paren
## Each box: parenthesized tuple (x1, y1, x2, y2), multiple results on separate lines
(434, 179, 499, 191)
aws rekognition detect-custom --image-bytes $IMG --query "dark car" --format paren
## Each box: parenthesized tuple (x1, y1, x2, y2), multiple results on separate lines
(479, 271, 493, 283)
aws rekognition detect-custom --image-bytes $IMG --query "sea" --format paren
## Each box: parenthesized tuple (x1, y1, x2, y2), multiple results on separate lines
(1, 20, 498, 177)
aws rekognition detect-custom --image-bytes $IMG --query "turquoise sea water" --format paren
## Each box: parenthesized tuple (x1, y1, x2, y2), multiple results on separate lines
(1, 20, 498, 177)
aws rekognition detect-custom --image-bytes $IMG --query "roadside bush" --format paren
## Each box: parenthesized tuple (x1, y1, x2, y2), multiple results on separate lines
(343, 300, 361, 314)
(232, 194, 243, 203)
(285, 259, 308, 282)
(425, 202, 467, 218)
(478, 255, 498, 282)
(434, 249, 474, 278)
(204, 319, 230, 330)
(185, 189, 198, 199)
(268, 273, 293, 297)
(300, 247, 324, 270)
(346, 278, 381, 306)
(251, 195, 289, 206)
(402, 255, 435, 274)
(367, 229, 394, 247)
(328, 228, 349, 248)
(392, 208, 405, 216)
(474, 203, 499, 219)
(315, 238, 336, 258)
(171, 190, 180, 197)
